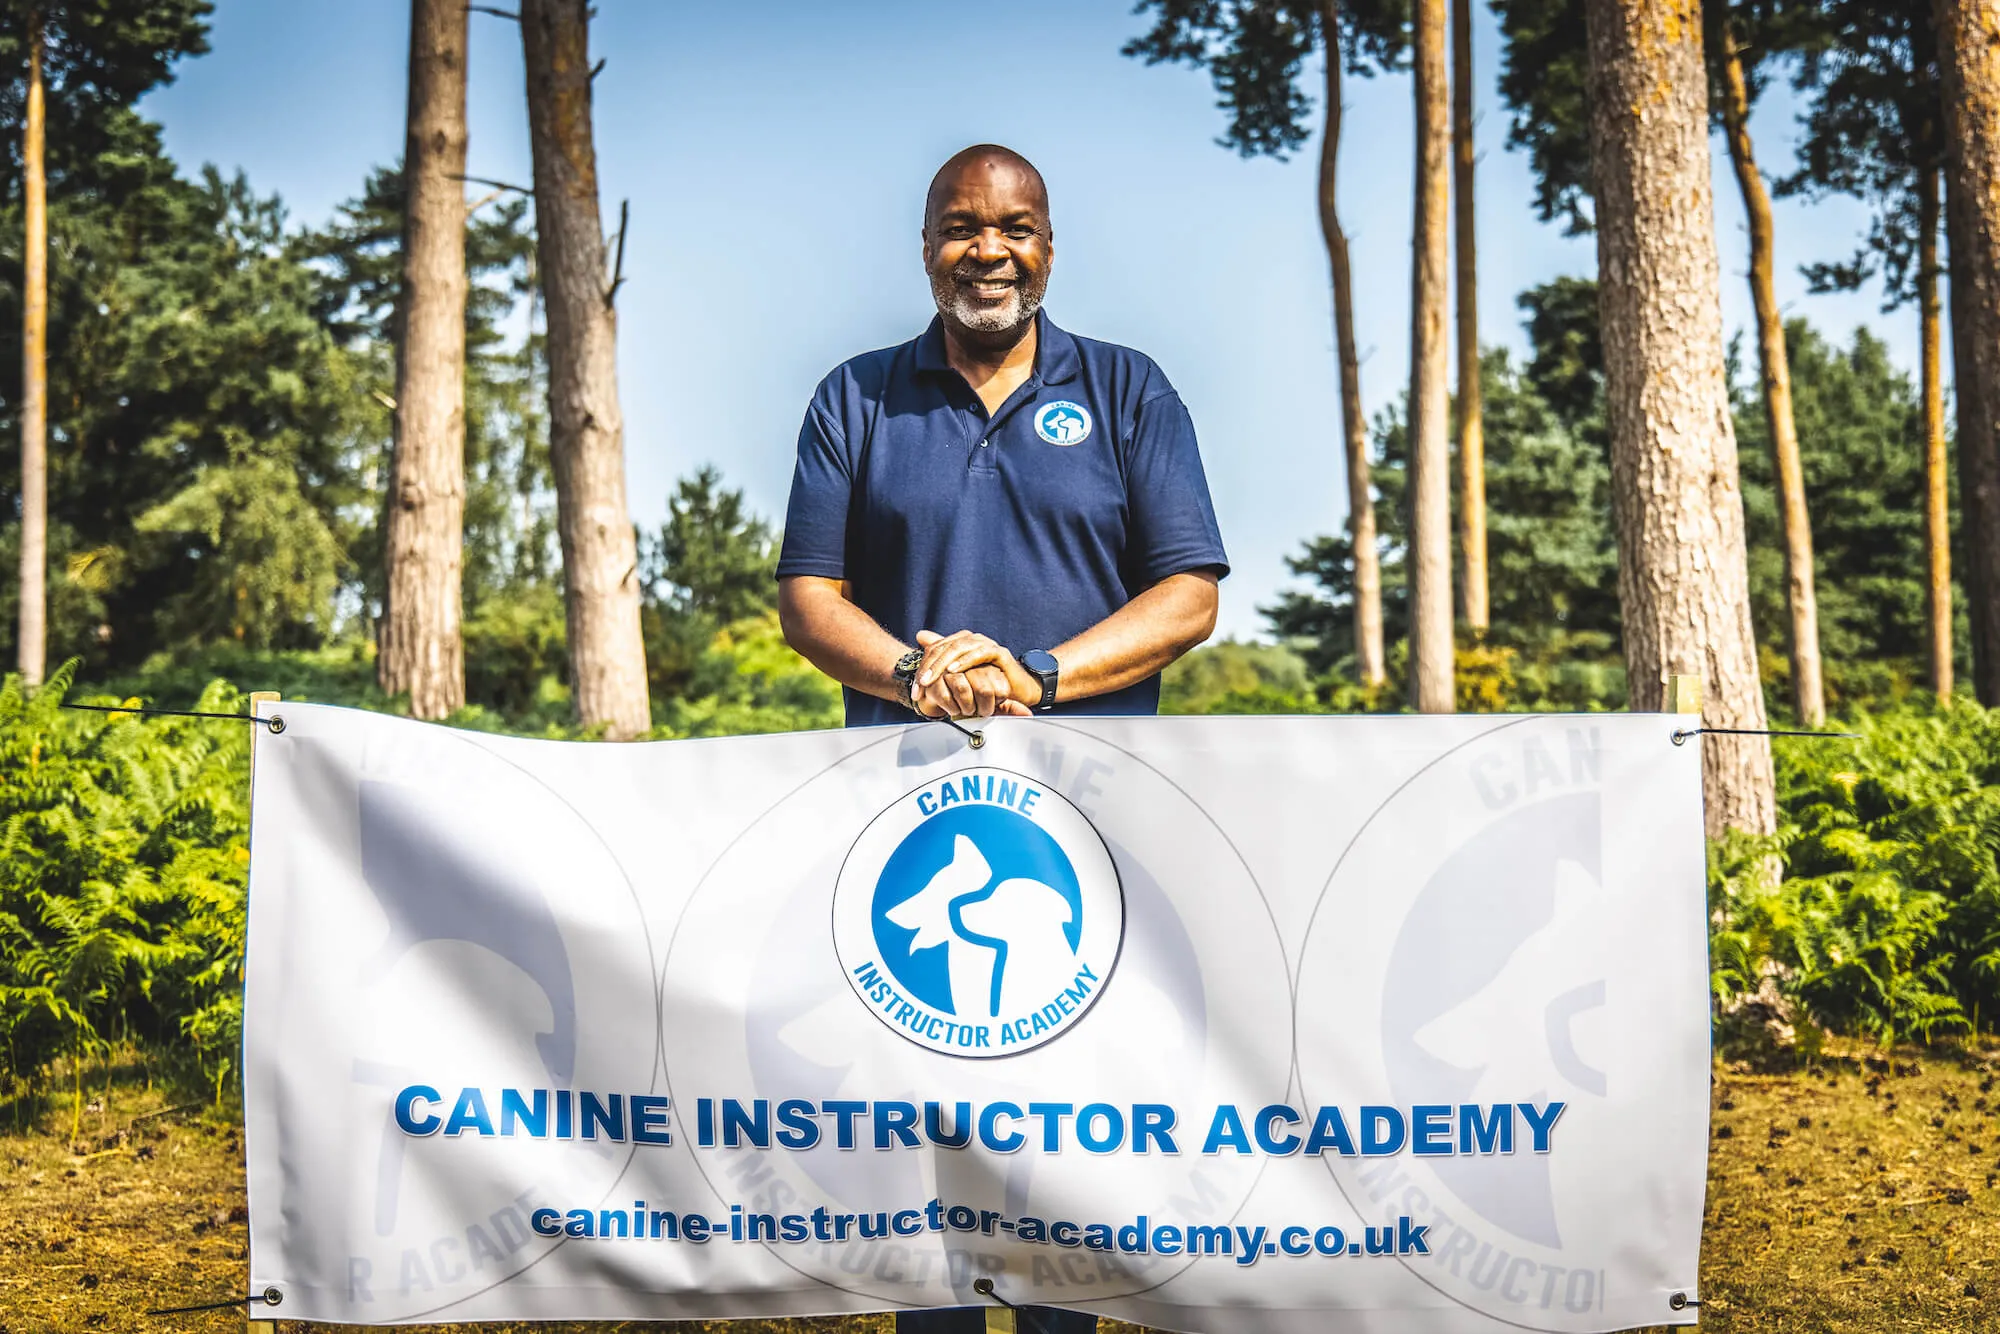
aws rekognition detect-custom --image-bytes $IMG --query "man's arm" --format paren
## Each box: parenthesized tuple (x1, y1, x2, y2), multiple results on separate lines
(777, 576, 1027, 717)
(777, 576, 912, 707)
(915, 569, 1221, 708)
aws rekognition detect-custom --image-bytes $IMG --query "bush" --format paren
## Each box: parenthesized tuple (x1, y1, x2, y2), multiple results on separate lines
(1711, 698, 2000, 1045)
(0, 663, 253, 1121)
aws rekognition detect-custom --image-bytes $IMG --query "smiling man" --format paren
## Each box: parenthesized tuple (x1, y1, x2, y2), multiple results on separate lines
(777, 144, 1228, 733)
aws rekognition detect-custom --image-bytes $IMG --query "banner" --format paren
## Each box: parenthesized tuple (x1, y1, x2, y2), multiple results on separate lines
(243, 707, 1710, 1331)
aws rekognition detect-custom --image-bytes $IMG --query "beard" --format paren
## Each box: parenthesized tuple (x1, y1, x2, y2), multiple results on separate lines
(930, 258, 1048, 337)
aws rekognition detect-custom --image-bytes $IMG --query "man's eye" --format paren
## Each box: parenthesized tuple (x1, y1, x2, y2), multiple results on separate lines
(944, 228, 975, 240)
(1006, 228, 1035, 240)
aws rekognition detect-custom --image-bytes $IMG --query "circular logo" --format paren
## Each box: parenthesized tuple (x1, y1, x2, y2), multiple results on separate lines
(1032, 399, 1092, 446)
(832, 766, 1122, 1057)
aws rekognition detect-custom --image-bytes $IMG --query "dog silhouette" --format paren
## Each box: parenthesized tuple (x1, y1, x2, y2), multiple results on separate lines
(956, 877, 1078, 1018)
(884, 834, 998, 1019)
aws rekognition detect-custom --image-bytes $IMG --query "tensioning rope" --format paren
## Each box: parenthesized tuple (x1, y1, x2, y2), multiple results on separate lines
(59, 701, 285, 733)
(1670, 725, 1860, 746)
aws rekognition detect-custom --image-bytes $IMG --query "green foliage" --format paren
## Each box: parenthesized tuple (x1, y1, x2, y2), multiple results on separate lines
(656, 612, 842, 738)
(0, 0, 211, 188)
(1710, 700, 2000, 1044)
(1122, 0, 1408, 159)
(0, 662, 251, 1112)
(1780, 0, 1942, 307)
(298, 164, 553, 610)
(1264, 298, 1621, 700)
(1733, 321, 1959, 708)
(1161, 640, 1322, 714)
(641, 467, 781, 704)
(1491, 0, 1592, 232)
(0, 155, 375, 664)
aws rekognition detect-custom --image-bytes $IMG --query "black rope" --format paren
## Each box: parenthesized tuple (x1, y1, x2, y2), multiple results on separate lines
(972, 1277, 1054, 1334)
(60, 701, 284, 733)
(933, 714, 987, 748)
(146, 1286, 282, 1316)
(1672, 725, 1860, 746)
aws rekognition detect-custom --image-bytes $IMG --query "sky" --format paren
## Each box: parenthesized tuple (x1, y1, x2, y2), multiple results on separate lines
(140, 0, 1912, 641)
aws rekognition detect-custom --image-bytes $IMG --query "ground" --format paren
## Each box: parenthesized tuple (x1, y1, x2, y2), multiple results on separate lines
(3, 1043, 1996, 1334)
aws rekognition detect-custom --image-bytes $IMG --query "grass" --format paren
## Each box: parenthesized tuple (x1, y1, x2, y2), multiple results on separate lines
(3, 1043, 1996, 1334)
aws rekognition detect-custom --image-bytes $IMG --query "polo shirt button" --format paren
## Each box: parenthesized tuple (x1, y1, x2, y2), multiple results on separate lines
(978, 438, 990, 447)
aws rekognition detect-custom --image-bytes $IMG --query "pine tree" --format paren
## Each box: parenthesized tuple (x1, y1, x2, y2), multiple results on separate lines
(521, 0, 650, 738)
(378, 0, 470, 720)
(1584, 0, 1775, 835)
(1124, 0, 1407, 689)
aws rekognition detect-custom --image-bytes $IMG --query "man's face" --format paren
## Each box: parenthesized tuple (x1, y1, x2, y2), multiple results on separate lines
(923, 158, 1052, 341)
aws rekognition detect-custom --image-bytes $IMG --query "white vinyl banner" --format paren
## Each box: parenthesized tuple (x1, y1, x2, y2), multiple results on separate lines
(243, 706, 1711, 1332)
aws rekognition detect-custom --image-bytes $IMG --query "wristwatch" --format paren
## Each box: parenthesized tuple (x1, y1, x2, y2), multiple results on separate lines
(1018, 649, 1060, 711)
(892, 648, 925, 711)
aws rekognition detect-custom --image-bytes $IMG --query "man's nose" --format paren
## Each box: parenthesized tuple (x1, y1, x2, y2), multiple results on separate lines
(971, 228, 1011, 263)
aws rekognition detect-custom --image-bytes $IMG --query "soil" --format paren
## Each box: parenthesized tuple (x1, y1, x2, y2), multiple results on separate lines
(3, 1043, 1996, 1333)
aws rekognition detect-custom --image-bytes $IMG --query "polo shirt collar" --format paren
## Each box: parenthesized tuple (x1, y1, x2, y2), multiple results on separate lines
(913, 309, 1082, 386)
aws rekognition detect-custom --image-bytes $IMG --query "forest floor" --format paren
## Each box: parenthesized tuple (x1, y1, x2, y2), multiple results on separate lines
(3, 1042, 1998, 1334)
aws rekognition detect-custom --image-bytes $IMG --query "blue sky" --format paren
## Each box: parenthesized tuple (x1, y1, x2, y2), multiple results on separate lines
(142, 0, 1911, 641)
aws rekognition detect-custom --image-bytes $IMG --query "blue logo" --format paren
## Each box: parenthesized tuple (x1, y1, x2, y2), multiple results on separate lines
(833, 767, 1122, 1056)
(1033, 400, 1092, 446)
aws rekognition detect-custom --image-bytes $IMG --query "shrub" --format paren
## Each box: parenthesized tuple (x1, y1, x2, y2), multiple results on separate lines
(1711, 698, 2000, 1045)
(0, 663, 253, 1122)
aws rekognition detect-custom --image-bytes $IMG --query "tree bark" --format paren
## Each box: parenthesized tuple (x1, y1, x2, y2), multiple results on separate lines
(1584, 0, 1775, 837)
(1318, 10, 1385, 688)
(1717, 17, 1824, 727)
(379, 0, 469, 719)
(522, 0, 651, 739)
(1937, 0, 2000, 706)
(1918, 164, 1952, 700)
(1452, 0, 1488, 632)
(1409, 0, 1456, 712)
(17, 7, 46, 687)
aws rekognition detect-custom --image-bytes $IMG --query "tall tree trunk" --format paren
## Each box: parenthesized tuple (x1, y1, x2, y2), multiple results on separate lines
(1408, 0, 1455, 712)
(379, 0, 469, 719)
(1584, 0, 1774, 837)
(1718, 16, 1824, 727)
(1452, 0, 1487, 633)
(522, 0, 651, 739)
(1938, 0, 2000, 706)
(1318, 11, 1385, 688)
(1918, 164, 1953, 700)
(17, 7, 46, 687)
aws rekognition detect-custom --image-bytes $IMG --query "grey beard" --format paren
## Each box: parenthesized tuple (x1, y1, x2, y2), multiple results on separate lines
(931, 270, 1046, 336)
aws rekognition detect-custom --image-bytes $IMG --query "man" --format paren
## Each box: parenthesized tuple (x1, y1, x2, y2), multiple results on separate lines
(775, 145, 1228, 1334)
(778, 144, 1227, 728)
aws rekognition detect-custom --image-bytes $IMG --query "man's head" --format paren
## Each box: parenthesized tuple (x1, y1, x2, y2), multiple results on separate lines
(922, 144, 1052, 344)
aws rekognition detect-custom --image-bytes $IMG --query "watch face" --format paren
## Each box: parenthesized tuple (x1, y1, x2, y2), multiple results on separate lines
(1022, 650, 1059, 677)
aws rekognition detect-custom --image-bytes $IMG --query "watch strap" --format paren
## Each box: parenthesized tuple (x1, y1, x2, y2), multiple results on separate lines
(892, 648, 925, 711)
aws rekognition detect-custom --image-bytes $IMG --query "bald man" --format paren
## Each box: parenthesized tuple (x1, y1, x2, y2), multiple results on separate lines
(779, 144, 1228, 730)
(777, 151, 1229, 1329)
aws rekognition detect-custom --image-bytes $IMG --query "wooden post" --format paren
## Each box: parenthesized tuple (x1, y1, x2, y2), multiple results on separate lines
(247, 691, 280, 789)
(1665, 674, 1703, 716)
(245, 690, 278, 1332)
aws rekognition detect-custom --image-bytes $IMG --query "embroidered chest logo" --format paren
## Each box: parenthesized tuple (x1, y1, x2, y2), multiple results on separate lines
(1033, 401, 1093, 446)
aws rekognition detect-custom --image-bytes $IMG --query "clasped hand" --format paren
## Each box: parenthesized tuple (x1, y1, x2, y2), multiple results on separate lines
(908, 629, 1038, 720)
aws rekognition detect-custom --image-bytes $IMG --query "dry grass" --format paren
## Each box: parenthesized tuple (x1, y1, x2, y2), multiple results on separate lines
(3, 1043, 1996, 1333)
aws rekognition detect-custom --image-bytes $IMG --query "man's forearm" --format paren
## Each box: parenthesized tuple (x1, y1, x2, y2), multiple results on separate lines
(917, 569, 1221, 708)
(1046, 570, 1220, 704)
(777, 576, 910, 705)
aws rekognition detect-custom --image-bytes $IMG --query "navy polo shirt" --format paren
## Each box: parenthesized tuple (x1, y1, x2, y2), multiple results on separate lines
(778, 310, 1229, 727)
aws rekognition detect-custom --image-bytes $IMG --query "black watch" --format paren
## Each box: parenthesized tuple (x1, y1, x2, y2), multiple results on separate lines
(1018, 649, 1059, 711)
(892, 648, 925, 711)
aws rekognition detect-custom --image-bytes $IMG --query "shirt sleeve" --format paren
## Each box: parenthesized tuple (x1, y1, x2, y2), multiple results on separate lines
(776, 397, 852, 581)
(1123, 389, 1230, 587)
